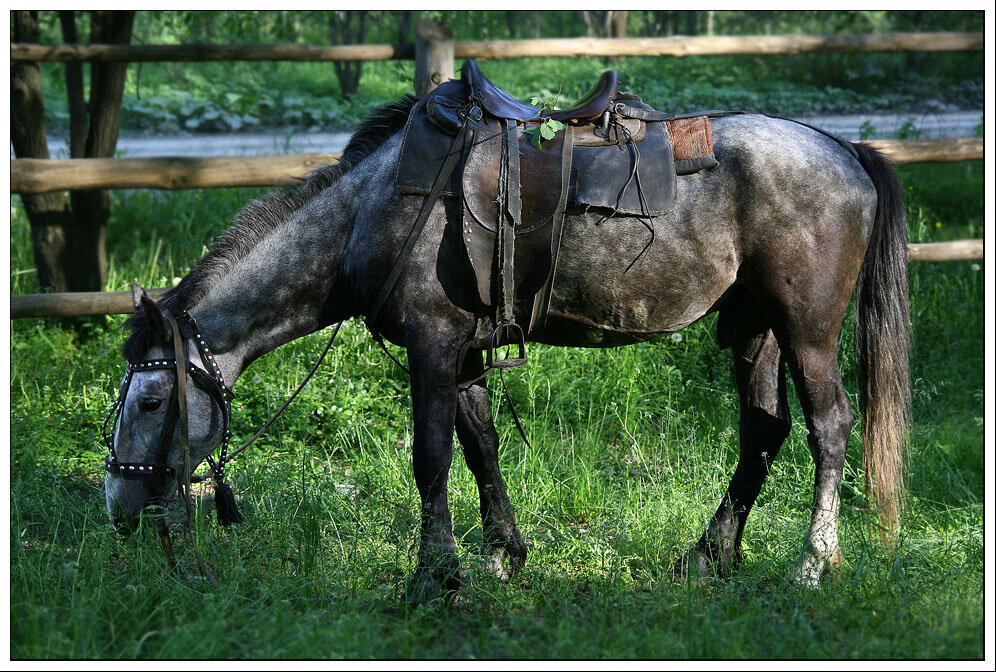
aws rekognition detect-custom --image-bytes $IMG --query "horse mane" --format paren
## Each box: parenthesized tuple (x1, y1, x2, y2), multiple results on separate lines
(123, 95, 418, 362)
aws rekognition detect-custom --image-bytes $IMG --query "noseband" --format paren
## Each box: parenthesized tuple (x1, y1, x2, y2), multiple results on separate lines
(103, 310, 235, 491)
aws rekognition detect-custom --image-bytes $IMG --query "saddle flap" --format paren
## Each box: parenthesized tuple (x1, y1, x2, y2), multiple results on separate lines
(570, 117, 676, 217)
(462, 118, 566, 234)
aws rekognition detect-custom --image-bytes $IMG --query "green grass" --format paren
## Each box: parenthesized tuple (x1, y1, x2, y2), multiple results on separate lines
(9, 162, 983, 659)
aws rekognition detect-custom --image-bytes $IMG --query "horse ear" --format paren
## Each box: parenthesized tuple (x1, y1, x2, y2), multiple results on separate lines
(130, 282, 147, 312)
(138, 290, 169, 342)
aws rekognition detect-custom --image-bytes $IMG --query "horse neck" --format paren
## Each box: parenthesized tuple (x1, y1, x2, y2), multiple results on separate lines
(185, 190, 356, 382)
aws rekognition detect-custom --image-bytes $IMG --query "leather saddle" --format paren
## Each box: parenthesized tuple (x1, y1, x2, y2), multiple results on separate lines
(392, 60, 713, 369)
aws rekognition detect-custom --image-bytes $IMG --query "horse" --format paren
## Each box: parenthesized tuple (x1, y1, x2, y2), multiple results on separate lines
(103, 85, 910, 602)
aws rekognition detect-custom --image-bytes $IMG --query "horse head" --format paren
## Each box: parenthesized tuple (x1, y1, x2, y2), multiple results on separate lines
(103, 284, 233, 533)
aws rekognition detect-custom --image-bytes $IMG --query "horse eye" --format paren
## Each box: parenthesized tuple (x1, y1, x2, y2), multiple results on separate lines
(141, 398, 163, 412)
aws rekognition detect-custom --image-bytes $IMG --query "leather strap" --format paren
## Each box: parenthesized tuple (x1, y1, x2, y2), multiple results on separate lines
(367, 115, 475, 333)
(498, 118, 521, 326)
(613, 102, 675, 122)
(528, 124, 574, 338)
(169, 315, 189, 484)
(168, 312, 220, 588)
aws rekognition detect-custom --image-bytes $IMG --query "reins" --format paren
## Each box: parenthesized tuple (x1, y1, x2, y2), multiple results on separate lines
(190, 321, 343, 482)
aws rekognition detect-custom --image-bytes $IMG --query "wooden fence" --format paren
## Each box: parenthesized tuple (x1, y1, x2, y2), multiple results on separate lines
(10, 27, 984, 318)
(10, 31, 983, 62)
(9, 138, 984, 195)
(7, 236, 984, 319)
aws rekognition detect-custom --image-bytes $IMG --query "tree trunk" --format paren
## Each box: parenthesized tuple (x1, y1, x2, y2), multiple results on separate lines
(605, 11, 628, 63)
(11, 10, 134, 293)
(59, 11, 87, 159)
(329, 10, 367, 98)
(11, 11, 78, 292)
(505, 10, 517, 39)
(397, 10, 412, 44)
(685, 10, 698, 36)
(581, 10, 595, 37)
(68, 10, 134, 292)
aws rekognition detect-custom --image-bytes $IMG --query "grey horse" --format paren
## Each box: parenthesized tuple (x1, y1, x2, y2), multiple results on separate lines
(105, 95, 910, 601)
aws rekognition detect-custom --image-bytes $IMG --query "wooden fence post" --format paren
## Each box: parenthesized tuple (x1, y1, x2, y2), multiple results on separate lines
(414, 19, 453, 97)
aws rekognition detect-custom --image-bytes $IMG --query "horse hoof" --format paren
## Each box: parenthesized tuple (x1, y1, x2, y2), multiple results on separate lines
(405, 566, 467, 607)
(482, 549, 523, 582)
(670, 548, 715, 587)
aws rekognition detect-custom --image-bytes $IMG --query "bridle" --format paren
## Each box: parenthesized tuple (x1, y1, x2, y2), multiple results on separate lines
(102, 309, 236, 501)
(103, 300, 342, 528)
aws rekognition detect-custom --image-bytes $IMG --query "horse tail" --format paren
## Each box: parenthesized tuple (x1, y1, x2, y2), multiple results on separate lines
(852, 141, 911, 538)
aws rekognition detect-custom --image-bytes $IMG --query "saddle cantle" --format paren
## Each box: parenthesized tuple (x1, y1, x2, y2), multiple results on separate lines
(389, 60, 718, 368)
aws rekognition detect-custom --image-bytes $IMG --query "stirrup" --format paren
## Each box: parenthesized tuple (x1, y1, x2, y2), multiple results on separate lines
(486, 322, 527, 370)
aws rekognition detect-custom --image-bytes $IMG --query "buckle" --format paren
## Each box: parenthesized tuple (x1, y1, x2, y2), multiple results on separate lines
(463, 104, 483, 123)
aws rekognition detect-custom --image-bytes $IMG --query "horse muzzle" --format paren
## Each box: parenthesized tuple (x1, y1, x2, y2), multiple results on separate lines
(105, 472, 172, 535)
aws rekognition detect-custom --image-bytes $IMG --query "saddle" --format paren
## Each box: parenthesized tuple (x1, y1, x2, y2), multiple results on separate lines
(386, 60, 718, 370)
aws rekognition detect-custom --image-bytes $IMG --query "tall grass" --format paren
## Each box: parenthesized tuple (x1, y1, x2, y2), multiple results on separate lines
(9, 161, 983, 659)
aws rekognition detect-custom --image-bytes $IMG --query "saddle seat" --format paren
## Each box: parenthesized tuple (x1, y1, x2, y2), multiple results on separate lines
(461, 59, 620, 125)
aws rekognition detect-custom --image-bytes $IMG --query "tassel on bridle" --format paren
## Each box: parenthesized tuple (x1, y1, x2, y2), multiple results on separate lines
(212, 481, 244, 526)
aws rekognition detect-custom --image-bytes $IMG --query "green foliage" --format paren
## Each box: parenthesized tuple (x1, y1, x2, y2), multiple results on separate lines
(522, 118, 566, 150)
(8, 158, 983, 658)
(28, 10, 982, 135)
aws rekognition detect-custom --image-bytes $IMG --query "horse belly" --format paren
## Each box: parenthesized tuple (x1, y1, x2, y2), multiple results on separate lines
(539, 211, 738, 347)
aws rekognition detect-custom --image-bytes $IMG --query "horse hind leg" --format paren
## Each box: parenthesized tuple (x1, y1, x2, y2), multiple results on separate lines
(784, 335, 852, 586)
(673, 303, 791, 582)
(455, 351, 527, 581)
(763, 269, 858, 586)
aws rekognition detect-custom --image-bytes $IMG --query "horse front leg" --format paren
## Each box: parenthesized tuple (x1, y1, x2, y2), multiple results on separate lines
(405, 328, 464, 604)
(455, 351, 527, 580)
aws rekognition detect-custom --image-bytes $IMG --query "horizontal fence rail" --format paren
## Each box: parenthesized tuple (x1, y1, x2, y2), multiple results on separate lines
(11, 42, 413, 63)
(11, 154, 341, 193)
(454, 32, 984, 59)
(907, 239, 983, 263)
(7, 240, 983, 319)
(12, 288, 170, 319)
(10, 138, 982, 195)
(11, 32, 983, 63)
